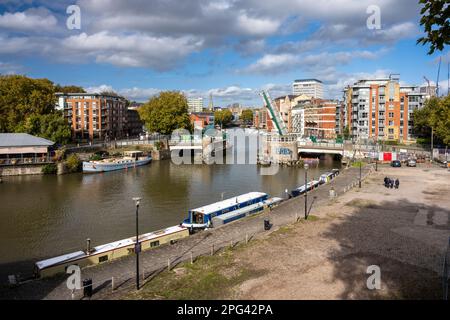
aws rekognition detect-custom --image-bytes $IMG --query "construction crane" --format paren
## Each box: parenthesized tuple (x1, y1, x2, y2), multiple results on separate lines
(260, 90, 288, 136)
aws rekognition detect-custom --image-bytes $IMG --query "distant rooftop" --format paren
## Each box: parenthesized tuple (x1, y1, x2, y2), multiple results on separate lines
(293, 79, 323, 84)
(55, 92, 126, 100)
(0, 133, 54, 147)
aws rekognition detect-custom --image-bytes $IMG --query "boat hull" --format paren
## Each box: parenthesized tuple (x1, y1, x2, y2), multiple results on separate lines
(82, 157, 152, 173)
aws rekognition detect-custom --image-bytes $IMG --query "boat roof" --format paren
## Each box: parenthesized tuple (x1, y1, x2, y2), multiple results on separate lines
(124, 150, 143, 154)
(35, 251, 86, 270)
(35, 225, 187, 270)
(191, 192, 267, 215)
(214, 197, 283, 221)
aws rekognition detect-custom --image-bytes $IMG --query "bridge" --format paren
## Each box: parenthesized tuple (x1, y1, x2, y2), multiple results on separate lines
(297, 141, 345, 155)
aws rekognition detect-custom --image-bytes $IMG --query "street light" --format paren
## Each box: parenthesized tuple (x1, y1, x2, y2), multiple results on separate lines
(304, 163, 309, 220)
(359, 161, 362, 188)
(132, 197, 142, 290)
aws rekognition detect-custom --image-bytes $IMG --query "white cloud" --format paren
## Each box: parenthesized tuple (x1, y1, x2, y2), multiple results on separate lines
(62, 32, 204, 69)
(0, 7, 57, 32)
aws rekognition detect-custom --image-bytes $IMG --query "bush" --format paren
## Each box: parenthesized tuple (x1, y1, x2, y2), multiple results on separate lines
(65, 154, 82, 173)
(42, 163, 57, 175)
(89, 154, 103, 161)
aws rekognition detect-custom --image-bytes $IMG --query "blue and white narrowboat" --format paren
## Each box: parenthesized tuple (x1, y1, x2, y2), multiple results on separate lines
(182, 192, 269, 229)
(291, 180, 320, 197)
(83, 151, 152, 173)
(211, 197, 283, 226)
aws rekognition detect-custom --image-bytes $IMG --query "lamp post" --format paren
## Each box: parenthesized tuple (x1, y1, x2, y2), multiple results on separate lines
(359, 161, 362, 188)
(132, 197, 142, 290)
(304, 163, 309, 220)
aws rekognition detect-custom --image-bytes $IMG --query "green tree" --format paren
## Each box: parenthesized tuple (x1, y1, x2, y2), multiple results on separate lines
(413, 96, 450, 146)
(21, 112, 72, 144)
(417, 0, 450, 54)
(0, 75, 55, 132)
(138, 91, 192, 135)
(54, 85, 86, 93)
(214, 109, 233, 127)
(241, 109, 254, 124)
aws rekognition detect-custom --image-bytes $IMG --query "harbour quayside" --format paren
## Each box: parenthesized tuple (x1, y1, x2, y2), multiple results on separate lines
(82, 151, 152, 173)
(30, 170, 339, 280)
(182, 192, 283, 230)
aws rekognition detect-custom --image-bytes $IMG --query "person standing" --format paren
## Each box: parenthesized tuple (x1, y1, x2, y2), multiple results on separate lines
(395, 179, 400, 189)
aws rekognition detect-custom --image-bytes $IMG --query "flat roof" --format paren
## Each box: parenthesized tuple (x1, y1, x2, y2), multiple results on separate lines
(0, 133, 54, 148)
(294, 79, 323, 83)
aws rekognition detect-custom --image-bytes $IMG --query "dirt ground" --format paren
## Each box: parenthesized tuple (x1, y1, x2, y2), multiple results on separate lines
(226, 165, 450, 299)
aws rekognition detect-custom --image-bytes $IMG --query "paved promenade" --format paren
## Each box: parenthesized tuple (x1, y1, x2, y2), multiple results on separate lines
(0, 165, 373, 300)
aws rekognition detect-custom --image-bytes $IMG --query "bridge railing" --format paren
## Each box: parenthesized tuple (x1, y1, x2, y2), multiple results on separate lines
(297, 141, 344, 149)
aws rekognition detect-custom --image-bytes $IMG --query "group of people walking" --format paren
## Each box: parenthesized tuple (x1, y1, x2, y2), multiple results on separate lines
(384, 177, 400, 189)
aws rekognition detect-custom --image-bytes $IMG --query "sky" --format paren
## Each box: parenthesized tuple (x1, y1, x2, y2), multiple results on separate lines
(0, 0, 449, 106)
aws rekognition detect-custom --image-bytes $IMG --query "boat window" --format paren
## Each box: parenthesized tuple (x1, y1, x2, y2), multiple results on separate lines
(99, 255, 108, 263)
(150, 241, 160, 248)
(193, 211, 204, 224)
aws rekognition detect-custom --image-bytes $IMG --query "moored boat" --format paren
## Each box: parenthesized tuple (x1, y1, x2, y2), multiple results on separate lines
(82, 151, 151, 173)
(182, 192, 270, 229)
(35, 225, 189, 278)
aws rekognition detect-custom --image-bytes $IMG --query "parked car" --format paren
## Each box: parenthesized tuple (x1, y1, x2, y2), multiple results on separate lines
(407, 159, 417, 167)
(391, 160, 402, 167)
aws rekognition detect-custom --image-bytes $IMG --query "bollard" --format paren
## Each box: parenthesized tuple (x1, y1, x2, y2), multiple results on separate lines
(190, 251, 193, 264)
(167, 258, 171, 271)
(211, 244, 214, 256)
(111, 277, 115, 292)
(245, 234, 248, 244)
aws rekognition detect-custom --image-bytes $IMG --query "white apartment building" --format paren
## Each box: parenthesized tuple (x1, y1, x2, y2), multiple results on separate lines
(187, 97, 204, 113)
(293, 79, 324, 99)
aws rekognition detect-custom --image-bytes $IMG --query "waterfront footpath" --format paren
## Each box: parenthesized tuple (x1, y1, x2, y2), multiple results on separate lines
(3, 164, 449, 299)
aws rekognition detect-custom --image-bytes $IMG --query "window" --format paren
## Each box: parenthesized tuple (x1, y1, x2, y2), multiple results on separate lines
(388, 128, 394, 134)
(99, 255, 108, 263)
(389, 112, 394, 118)
(150, 241, 160, 248)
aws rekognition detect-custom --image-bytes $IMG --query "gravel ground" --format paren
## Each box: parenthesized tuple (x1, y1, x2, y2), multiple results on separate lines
(233, 165, 450, 299)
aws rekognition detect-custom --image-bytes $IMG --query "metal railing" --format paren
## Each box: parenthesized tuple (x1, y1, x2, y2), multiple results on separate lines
(0, 156, 53, 166)
(443, 237, 450, 300)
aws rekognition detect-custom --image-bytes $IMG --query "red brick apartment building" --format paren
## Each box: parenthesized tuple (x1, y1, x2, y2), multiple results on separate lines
(343, 75, 432, 143)
(56, 93, 127, 141)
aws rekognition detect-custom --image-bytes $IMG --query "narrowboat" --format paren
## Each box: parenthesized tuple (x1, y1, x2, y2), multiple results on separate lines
(35, 225, 189, 278)
(291, 180, 320, 197)
(319, 169, 340, 185)
(82, 151, 151, 173)
(211, 197, 283, 227)
(182, 192, 269, 229)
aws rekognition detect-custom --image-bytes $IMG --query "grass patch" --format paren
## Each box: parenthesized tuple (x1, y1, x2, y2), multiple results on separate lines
(351, 161, 367, 168)
(345, 198, 378, 209)
(125, 249, 262, 300)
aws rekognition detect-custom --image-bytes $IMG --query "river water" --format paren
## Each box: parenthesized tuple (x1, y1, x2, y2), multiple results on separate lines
(0, 158, 340, 278)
